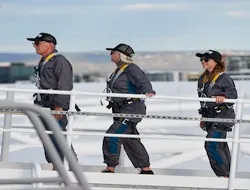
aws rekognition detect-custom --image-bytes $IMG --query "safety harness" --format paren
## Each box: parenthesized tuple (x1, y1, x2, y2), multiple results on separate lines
(34, 53, 59, 102)
(109, 64, 129, 89)
(33, 52, 81, 112)
(199, 72, 223, 93)
(198, 72, 233, 131)
(102, 64, 140, 109)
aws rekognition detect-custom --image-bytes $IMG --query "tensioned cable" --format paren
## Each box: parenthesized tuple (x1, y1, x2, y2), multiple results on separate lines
(0, 109, 247, 124)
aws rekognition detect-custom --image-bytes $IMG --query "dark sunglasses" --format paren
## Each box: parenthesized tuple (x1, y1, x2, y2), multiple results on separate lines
(200, 57, 210, 63)
(33, 41, 42, 46)
(33, 40, 53, 46)
(110, 51, 114, 55)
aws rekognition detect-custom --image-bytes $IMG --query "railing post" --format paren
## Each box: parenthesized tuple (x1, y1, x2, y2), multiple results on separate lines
(31, 162, 43, 188)
(235, 91, 245, 170)
(67, 91, 76, 147)
(228, 98, 243, 190)
(0, 91, 14, 162)
(64, 91, 76, 169)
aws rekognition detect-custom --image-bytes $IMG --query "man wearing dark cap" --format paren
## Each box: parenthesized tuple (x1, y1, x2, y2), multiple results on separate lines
(101, 43, 155, 174)
(27, 32, 77, 167)
(196, 50, 237, 178)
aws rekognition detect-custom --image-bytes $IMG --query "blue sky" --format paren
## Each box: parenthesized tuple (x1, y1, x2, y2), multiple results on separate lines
(0, 0, 250, 52)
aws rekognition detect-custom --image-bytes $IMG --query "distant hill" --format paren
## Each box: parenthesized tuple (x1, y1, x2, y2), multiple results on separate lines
(0, 52, 110, 63)
(0, 53, 39, 62)
(0, 52, 113, 75)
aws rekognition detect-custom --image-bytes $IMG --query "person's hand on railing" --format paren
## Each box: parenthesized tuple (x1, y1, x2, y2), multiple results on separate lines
(200, 121, 206, 131)
(212, 96, 225, 104)
(145, 92, 155, 97)
(54, 107, 64, 120)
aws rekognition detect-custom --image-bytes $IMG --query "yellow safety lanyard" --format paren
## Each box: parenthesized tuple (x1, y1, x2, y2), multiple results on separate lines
(200, 72, 223, 93)
(104, 63, 129, 103)
(45, 53, 57, 61)
(120, 63, 129, 71)
(202, 73, 222, 84)
(39, 52, 59, 73)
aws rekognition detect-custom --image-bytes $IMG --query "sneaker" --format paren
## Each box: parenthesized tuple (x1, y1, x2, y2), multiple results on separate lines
(101, 168, 114, 173)
(139, 170, 154, 175)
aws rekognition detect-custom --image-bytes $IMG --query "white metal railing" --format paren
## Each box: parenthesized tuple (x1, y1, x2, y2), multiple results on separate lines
(0, 100, 91, 189)
(0, 88, 249, 190)
(31, 162, 42, 188)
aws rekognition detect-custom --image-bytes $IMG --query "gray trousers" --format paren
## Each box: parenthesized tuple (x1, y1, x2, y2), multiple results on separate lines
(40, 116, 78, 163)
(205, 128, 231, 177)
(102, 119, 150, 168)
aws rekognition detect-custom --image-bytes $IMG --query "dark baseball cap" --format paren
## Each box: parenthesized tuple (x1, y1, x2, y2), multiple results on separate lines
(106, 43, 135, 57)
(27, 32, 57, 45)
(196, 50, 222, 63)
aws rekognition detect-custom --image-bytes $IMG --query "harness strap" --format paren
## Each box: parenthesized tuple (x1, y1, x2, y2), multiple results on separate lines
(35, 52, 59, 102)
(110, 64, 129, 88)
(39, 52, 59, 73)
(205, 123, 232, 132)
(106, 98, 141, 109)
(199, 72, 224, 95)
(202, 73, 221, 83)
(202, 72, 223, 86)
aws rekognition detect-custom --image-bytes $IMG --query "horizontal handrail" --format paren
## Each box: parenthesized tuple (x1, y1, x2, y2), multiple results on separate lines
(0, 88, 244, 190)
(0, 101, 91, 189)
(0, 177, 62, 185)
(0, 127, 249, 143)
(0, 87, 246, 103)
(5, 124, 250, 138)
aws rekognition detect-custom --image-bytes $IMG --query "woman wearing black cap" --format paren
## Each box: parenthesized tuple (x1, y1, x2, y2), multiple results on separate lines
(101, 43, 155, 174)
(196, 50, 238, 177)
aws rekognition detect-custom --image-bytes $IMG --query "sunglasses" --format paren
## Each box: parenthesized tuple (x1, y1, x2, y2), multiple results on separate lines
(33, 40, 53, 46)
(33, 41, 41, 46)
(110, 51, 114, 55)
(200, 57, 210, 63)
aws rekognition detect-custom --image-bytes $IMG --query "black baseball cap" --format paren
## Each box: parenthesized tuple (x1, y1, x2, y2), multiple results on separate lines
(106, 43, 135, 57)
(27, 32, 57, 45)
(196, 50, 222, 63)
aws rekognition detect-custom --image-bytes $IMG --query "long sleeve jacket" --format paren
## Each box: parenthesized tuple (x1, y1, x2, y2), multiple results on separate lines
(107, 63, 155, 115)
(197, 73, 238, 109)
(35, 52, 73, 110)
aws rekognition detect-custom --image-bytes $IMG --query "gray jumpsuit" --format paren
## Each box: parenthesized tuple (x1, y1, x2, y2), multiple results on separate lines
(103, 63, 155, 168)
(198, 73, 237, 177)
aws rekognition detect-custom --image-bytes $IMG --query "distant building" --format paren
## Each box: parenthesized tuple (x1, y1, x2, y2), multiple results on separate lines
(224, 53, 250, 71)
(186, 72, 202, 81)
(224, 53, 250, 80)
(0, 62, 34, 83)
(145, 53, 250, 82)
(145, 71, 189, 82)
